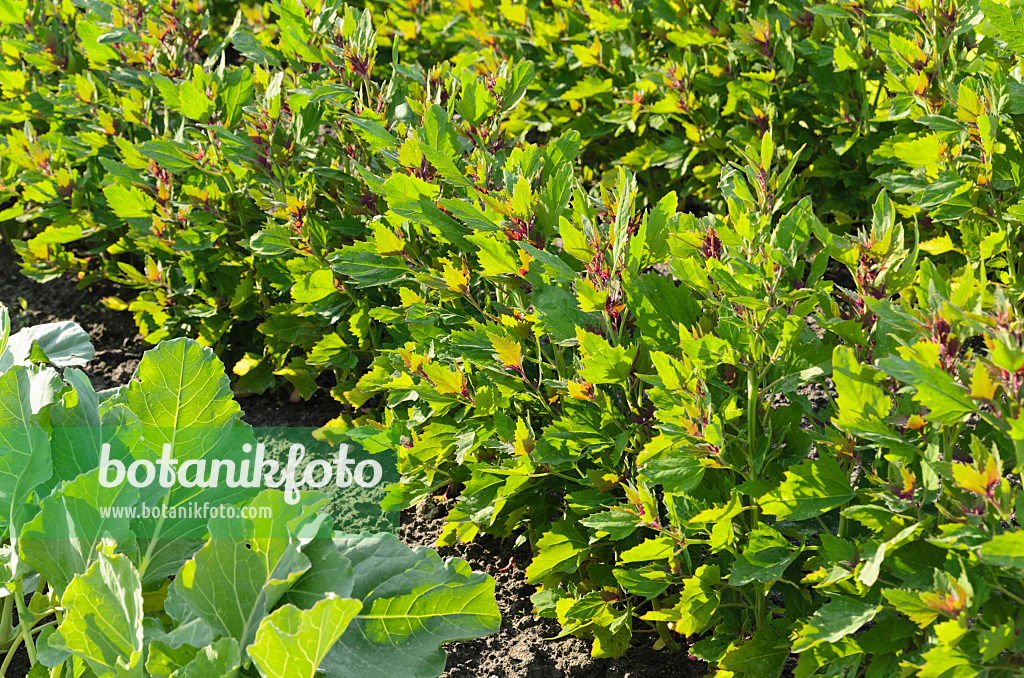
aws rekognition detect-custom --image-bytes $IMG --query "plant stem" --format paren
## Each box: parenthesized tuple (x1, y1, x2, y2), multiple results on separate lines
(0, 634, 23, 676)
(994, 585, 1024, 607)
(651, 599, 682, 652)
(13, 579, 36, 665)
(0, 596, 14, 649)
(747, 365, 758, 477)
(552, 343, 567, 380)
(535, 335, 546, 384)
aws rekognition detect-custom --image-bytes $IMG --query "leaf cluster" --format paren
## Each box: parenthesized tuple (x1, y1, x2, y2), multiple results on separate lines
(0, 304, 500, 678)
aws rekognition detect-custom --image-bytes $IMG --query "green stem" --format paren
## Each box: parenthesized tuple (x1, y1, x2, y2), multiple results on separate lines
(535, 335, 546, 384)
(994, 585, 1024, 607)
(0, 596, 14, 649)
(553, 343, 568, 381)
(753, 585, 767, 631)
(0, 634, 23, 676)
(601, 312, 617, 345)
(12, 579, 35, 665)
(651, 599, 682, 652)
(746, 365, 760, 480)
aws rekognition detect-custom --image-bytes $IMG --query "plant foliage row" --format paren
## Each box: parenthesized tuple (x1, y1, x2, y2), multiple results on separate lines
(4, 0, 1024, 676)
(3, 0, 1022, 401)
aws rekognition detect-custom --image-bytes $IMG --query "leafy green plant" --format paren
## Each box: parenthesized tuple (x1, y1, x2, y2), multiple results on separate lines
(0, 0, 535, 405)
(342, 113, 1024, 675)
(0, 303, 500, 677)
(4, 0, 1023, 402)
(6, 0, 1024, 675)
(347, 127, 836, 660)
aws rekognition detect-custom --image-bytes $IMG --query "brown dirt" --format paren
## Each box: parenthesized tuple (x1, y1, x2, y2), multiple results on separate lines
(0, 246, 145, 390)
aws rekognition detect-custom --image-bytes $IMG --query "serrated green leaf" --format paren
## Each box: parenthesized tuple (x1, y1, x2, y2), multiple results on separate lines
(792, 596, 880, 652)
(222, 67, 254, 128)
(576, 329, 637, 385)
(525, 521, 588, 582)
(758, 456, 855, 522)
(877, 343, 977, 425)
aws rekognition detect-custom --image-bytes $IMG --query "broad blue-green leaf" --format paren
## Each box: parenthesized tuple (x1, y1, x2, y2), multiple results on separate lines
(20, 469, 139, 595)
(322, 534, 501, 678)
(146, 636, 239, 678)
(5, 320, 94, 368)
(0, 305, 9, 358)
(278, 531, 355, 610)
(48, 369, 133, 484)
(250, 595, 362, 678)
(0, 367, 51, 534)
(121, 339, 256, 583)
(50, 551, 145, 676)
(171, 492, 325, 648)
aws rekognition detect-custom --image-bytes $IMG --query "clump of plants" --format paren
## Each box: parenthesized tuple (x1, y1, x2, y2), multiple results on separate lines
(0, 304, 500, 677)
(4, 0, 1024, 675)
(341, 115, 1024, 674)
(3, 0, 1023, 404)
